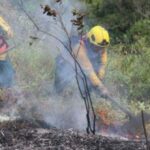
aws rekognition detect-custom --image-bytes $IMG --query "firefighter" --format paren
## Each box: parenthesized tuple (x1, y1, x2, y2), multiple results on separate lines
(73, 26, 110, 96)
(0, 16, 14, 100)
(55, 25, 110, 97)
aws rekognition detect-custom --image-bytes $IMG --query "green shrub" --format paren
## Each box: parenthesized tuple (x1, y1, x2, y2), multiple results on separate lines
(10, 44, 55, 98)
(128, 19, 150, 44)
(106, 44, 150, 102)
(83, 0, 150, 44)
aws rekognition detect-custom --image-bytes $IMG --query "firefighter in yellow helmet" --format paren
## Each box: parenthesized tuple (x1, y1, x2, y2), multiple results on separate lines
(0, 16, 14, 90)
(55, 25, 110, 97)
(72, 25, 110, 97)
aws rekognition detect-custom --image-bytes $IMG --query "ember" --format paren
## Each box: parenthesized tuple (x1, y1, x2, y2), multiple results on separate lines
(97, 109, 112, 126)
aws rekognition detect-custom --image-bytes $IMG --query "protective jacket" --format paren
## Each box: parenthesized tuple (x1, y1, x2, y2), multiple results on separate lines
(0, 16, 14, 88)
(0, 16, 10, 60)
(72, 37, 107, 88)
(55, 35, 108, 93)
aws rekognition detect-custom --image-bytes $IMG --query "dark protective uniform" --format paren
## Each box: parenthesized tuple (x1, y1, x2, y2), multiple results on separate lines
(55, 36, 107, 93)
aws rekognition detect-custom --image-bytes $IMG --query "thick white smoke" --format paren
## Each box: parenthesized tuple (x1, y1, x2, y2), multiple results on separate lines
(0, 0, 88, 130)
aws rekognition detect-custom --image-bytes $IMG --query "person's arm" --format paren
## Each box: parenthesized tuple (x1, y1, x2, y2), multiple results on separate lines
(0, 16, 13, 37)
(73, 42, 109, 97)
(98, 48, 107, 80)
(73, 42, 103, 87)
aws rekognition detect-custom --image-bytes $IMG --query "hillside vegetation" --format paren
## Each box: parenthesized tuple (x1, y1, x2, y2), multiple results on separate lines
(83, 0, 150, 105)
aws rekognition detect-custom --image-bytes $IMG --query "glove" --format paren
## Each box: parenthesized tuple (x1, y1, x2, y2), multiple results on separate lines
(96, 84, 110, 98)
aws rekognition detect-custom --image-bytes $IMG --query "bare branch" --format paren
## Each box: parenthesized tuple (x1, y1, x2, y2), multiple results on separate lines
(19, 1, 96, 134)
(141, 110, 149, 150)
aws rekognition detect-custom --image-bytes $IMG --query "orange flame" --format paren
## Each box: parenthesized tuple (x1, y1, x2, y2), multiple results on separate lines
(96, 108, 142, 140)
(97, 109, 112, 126)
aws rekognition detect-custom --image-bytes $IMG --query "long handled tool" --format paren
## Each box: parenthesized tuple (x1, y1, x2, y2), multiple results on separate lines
(102, 94, 135, 119)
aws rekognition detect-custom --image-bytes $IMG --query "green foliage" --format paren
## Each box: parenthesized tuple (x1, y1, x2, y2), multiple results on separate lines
(83, 0, 150, 44)
(82, 0, 150, 103)
(129, 19, 150, 44)
(10, 45, 55, 98)
(106, 44, 150, 102)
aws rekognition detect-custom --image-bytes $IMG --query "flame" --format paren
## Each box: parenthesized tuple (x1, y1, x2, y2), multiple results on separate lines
(96, 108, 114, 126)
(96, 108, 142, 140)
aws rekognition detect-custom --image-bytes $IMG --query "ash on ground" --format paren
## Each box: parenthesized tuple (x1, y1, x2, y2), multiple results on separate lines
(0, 120, 148, 150)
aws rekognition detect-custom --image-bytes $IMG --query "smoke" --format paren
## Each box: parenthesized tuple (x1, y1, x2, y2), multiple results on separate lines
(1, 1, 149, 139)
(0, 0, 88, 131)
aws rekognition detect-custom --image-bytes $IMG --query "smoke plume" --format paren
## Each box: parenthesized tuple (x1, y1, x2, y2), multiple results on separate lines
(0, 0, 87, 130)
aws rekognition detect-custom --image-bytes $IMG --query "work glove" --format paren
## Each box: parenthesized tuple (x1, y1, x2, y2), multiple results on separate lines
(96, 84, 110, 98)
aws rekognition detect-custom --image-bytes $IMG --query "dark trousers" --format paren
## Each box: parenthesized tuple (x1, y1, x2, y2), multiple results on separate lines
(0, 60, 14, 88)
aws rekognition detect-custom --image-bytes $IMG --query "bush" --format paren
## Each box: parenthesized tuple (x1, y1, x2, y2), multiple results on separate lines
(129, 19, 150, 45)
(106, 44, 150, 102)
(82, 0, 150, 103)
(10, 44, 55, 98)
(83, 0, 150, 44)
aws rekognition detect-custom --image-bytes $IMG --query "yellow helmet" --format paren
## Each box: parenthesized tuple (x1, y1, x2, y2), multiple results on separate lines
(87, 26, 110, 47)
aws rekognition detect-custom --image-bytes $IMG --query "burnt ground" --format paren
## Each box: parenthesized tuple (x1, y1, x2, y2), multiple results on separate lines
(0, 120, 149, 150)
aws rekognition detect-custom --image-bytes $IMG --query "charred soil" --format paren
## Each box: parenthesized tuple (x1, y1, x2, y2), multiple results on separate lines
(0, 120, 148, 150)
